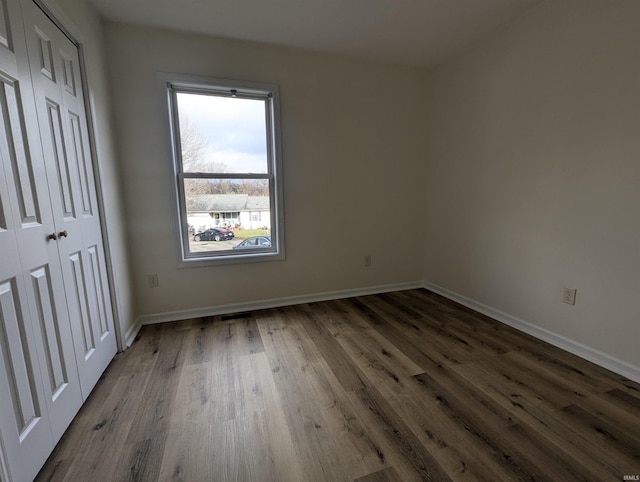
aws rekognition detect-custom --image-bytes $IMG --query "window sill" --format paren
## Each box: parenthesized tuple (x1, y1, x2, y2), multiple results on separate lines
(177, 250, 285, 268)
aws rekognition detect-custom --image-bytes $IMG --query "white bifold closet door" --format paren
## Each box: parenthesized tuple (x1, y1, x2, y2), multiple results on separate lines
(22, 0, 117, 400)
(0, 1, 117, 481)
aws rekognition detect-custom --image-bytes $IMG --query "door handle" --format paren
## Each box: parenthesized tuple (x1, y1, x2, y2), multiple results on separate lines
(47, 232, 57, 241)
(59, 230, 68, 238)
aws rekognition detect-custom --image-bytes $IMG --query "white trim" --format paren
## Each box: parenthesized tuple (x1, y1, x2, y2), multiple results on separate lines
(423, 281, 640, 384)
(34, 0, 85, 43)
(0, 433, 10, 482)
(138, 281, 423, 325)
(124, 320, 143, 348)
(158, 72, 285, 267)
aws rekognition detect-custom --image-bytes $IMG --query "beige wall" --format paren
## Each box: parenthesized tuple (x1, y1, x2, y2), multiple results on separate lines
(424, 0, 640, 368)
(48, 0, 137, 345)
(56, 0, 639, 374)
(103, 24, 426, 317)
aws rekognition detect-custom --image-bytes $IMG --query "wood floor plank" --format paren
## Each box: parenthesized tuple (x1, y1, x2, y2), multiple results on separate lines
(309, 302, 423, 389)
(157, 360, 215, 480)
(257, 313, 357, 481)
(330, 298, 449, 374)
(280, 307, 414, 479)
(353, 466, 403, 482)
(561, 403, 640, 461)
(452, 357, 637, 478)
(605, 387, 640, 416)
(114, 327, 188, 481)
(184, 318, 214, 365)
(352, 385, 452, 482)
(295, 303, 368, 391)
(347, 296, 480, 367)
(410, 371, 585, 481)
(209, 322, 242, 423)
(262, 308, 419, 480)
(232, 316, 266, 356)
(380, 297, 512, 363)
(36, 289, 640, 481)
(237, 351, 305, 482)
(361, 374, 517, 481)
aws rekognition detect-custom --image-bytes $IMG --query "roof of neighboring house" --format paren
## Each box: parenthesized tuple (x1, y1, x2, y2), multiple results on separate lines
(245, 196, 270, 210)
(186, 194, 248, 212)
(187, 194, 269, 212)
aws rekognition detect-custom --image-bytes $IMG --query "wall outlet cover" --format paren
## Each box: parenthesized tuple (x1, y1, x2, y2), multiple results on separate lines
(562, 287, 577, 305)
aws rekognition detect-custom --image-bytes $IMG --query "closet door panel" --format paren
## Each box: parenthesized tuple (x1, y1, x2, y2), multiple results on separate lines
(22, 0, 116, 400)
(30, 266, 67, 393)
(0, 0, 9, 50)
(0, 1, 83, 479)
(0, 0, 12, 56)
(68, 250, 93, 356)
(67, 39, 114, 369)
(45, 99, 75, 218)
(0, 281, 40, 429)
(0, 275, 53, 482)
(0, 19, 54, 479)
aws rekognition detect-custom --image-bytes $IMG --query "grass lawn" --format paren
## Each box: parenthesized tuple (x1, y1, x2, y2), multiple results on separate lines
(232, 228, 270, 240)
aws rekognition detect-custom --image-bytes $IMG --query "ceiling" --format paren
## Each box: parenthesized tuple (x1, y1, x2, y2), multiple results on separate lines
(88, 0, 539, 68)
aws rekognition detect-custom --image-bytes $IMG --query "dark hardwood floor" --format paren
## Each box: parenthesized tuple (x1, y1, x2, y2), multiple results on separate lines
(36, 289, 640, 481)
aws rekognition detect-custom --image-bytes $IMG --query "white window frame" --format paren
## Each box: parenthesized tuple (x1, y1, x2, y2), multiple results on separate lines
(161, 73, 285, 266)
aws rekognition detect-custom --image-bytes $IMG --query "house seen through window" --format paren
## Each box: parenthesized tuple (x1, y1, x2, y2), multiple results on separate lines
(166, 76, 284, 264)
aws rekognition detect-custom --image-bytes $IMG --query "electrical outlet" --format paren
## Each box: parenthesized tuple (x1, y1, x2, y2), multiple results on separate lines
(148, 274, 159, 288)
(562, 287, 576, 305)
(364, 255, 372, 267)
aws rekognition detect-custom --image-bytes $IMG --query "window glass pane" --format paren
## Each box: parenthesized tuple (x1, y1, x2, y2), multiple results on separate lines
(185, 179, 271, 255)
(176, 92, 268, 174)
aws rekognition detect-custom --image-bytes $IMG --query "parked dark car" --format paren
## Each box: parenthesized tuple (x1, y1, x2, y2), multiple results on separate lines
(233, 235, 271, 249)
(193, 228, 234, 242)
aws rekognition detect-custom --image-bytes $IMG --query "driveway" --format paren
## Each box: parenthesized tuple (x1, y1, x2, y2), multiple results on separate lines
(188, 239, 240, 252)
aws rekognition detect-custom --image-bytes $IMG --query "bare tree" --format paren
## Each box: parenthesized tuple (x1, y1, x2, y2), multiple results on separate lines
(178, 114, 209, 172)
(178, 115, 227, 196)
(179, 115, 268, 197)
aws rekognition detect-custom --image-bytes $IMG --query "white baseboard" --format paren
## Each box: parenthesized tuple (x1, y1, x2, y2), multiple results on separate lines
(136, 281, 424, 326)
(123, 319, 142, 349)
(131, 279, 640, 384)
(423, 281, 640, 384)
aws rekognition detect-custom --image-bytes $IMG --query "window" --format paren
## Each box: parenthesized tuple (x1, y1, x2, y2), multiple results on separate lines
(164, 75, 284, 264)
